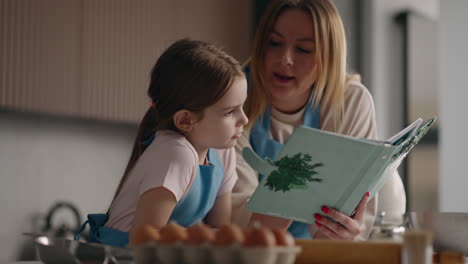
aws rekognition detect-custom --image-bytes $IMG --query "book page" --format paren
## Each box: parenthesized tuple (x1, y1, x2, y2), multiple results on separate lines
(386, 118, 423, 145)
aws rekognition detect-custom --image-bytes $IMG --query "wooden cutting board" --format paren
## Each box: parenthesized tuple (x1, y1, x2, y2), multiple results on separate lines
(294, 239, 402, 264)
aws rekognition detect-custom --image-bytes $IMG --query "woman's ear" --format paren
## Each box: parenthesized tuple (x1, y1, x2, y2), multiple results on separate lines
(173, 110, 196, 133)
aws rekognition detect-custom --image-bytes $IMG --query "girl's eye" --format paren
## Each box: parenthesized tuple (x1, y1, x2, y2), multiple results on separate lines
(297, 47, 312, 53)
(224, 110, 235, 116)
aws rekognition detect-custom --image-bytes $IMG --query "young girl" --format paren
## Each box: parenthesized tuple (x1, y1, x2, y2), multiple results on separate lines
(76, 39, 248, 247)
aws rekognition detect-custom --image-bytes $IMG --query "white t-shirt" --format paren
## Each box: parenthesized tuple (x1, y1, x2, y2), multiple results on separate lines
(106, 130, 238, 232)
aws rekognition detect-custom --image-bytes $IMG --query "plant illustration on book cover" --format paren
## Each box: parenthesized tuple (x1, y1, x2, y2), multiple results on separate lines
(243, 117, 436, 224)
(265, 153, 324, 192)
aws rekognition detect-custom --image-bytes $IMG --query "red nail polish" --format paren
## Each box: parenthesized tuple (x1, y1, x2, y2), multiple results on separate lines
(366, 191, 371, 197)
(315, 221, 321, 227)
(321, 206, 330, 214)
(314, 214, 323, 221)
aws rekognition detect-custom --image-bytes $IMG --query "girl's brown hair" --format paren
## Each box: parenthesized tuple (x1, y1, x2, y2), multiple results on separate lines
(246, 0, 360, 128)
(112, 39, 243, 201)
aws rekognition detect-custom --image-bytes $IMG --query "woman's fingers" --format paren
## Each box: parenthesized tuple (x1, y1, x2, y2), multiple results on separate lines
(315, 192, 370, 240)
(321, 207, 360, 236)
(314, 213, 353, 239)
(314, 221, 342, 239)
(353, 192, 370, 222)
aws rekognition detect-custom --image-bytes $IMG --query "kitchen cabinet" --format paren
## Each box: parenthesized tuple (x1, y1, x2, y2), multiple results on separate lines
(1, 0, 252, 123)
(0, 0, 81, 117)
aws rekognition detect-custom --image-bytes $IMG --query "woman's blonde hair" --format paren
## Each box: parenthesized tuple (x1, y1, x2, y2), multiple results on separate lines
(246, 0, 360, 128)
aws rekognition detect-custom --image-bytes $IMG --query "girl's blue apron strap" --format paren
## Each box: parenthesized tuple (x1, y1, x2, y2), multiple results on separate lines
(75, 214, 129, 248)
(74, 219, 89, 241)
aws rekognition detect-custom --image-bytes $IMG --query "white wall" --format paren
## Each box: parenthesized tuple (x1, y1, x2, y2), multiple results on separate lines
(0, 111, 135, 261)
(439, 1, 468, 212)
(333, 0, 360, 73)
(363, 0, 468, 212)
(362, 0, 439, 138)
(406, 13, 439, 211)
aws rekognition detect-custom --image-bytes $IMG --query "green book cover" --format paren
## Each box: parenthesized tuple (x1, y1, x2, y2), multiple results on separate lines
(244, 117, 436, 224)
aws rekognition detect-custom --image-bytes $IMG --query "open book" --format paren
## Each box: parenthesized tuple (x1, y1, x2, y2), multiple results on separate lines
(243, 117, 436, 224)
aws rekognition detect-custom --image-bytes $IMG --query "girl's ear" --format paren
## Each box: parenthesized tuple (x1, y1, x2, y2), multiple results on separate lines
(173, 110, 196, 133)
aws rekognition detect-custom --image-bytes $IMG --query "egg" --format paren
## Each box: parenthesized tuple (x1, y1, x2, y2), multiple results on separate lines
(243, 226, 253, 239)
(158, 222, 188, 244)
(213, 224, 245, 247)
(129, 224, 160, 245)
(186, 223, 216, 245)
(243, 225, 276, 247)
(272, 228, 295, 247)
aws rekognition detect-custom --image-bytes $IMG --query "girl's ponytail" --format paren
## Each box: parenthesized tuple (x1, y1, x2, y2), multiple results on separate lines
(111, 104, 158, 201)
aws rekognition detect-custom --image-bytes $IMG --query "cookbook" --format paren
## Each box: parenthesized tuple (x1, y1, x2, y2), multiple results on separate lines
(244, 117, 436, 223)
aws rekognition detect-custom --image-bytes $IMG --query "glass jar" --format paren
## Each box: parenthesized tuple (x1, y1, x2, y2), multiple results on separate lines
(368, 211, 406, 242)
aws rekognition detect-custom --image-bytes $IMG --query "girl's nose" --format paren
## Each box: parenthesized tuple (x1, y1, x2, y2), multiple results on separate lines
(239, 109, 249, 126)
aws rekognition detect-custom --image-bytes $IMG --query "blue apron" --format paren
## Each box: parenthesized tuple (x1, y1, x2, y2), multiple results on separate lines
(249, 104, 320, 239)
(75, 148, 225, 247)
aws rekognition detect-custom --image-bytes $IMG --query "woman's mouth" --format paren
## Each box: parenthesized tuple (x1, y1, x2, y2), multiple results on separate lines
(273, 72, 295, 83)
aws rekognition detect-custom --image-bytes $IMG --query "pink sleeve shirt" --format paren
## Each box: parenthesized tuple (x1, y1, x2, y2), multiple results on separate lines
(105, 130, 237, 232)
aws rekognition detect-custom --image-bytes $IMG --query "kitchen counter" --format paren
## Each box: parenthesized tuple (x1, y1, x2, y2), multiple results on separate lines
(4, 262, 42, 264)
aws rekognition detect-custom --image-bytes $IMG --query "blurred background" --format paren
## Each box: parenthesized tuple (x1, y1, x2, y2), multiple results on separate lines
(0, 0, 466, 261)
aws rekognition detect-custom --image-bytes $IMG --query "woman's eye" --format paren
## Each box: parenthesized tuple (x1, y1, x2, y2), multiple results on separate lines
(269, 40, 281, 47)
(297, 47, 312, 53)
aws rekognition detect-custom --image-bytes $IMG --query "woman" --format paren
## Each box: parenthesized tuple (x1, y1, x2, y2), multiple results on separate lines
(232, 0, 406, 240)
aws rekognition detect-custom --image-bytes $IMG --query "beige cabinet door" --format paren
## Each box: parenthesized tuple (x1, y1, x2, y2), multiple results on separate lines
(1, 0, 252, 123)
(79, 0, 252, 123)
(0, 0, 81, 116)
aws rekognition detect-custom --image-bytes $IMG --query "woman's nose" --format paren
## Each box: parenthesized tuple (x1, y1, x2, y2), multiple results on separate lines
(280, 49, 293, 66)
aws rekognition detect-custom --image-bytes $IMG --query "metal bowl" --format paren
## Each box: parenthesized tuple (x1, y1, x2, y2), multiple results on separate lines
(408, 212, 468, 254)
(34, 235, 132, 264)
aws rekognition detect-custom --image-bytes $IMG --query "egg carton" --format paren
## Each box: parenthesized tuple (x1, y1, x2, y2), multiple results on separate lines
(131, 242, 301, 264)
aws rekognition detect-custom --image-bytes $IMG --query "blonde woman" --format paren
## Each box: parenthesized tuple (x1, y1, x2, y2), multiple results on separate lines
(232, 0, 406, 240)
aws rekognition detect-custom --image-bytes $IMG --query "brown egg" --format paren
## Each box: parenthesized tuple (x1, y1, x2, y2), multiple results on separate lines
(186, 223, 216, 245)
(272, 228, 295, 247)
(158, 222, 188, 244)
(243, 226, 253, 239)
(243, 226, 276, 247)
(213, 224, 245, 247)
(129, 224, 160, 245)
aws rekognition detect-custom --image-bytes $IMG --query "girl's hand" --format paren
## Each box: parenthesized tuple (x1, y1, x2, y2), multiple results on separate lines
(313, 192, 370, 240)
(249, 213, 292, 230)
